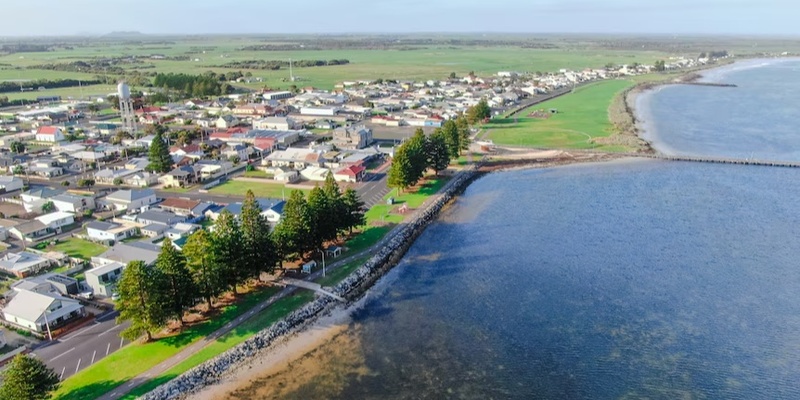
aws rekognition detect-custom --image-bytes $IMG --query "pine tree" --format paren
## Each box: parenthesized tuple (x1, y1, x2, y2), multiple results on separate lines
(341, 188, 366, 235)
(116, 261, 169, 342)
(323, 172, 345, 236)
(467, 99, 491, 124)
(456, 115, 471, 152)
(441, 120, 461, 159)
(241, 190, 276, 278)
(211, 210, 245, 294)
(0, 354, 59, 400)
(154, 238, 196, 326)
(146, 131, 173, 173)
(388, 145, 415, 192)
(307, 186, 330, 252)
(272, 190, 311, 261)
(406, 128, 428, 181)
(426, 129, 451, 175)
(183, 230, 222, 309)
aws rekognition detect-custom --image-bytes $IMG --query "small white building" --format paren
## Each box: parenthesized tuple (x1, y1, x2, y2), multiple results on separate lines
(35, 126, 65, 142)
(0, 176, 23, 193)
(0, 251, 52, 278)
(84, 262, 125, 297)
(85, 221, 138, 243)
(2, 289, 85, 333)
(34, 211, 75, 232)
(104, 189, 157, 212)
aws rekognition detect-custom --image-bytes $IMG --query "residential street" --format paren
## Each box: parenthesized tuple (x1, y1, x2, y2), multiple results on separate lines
(33, 311, 131, 380)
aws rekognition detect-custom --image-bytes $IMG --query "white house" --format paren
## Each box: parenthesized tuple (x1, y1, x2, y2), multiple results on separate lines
(253, 116, 300, 131)
(35, 126, 65, 142)
(51, 194, 95, 213)
(85, 221, 138, 243)
(104, 189, 157, 212)
(21, 187, 64, 213)
(84, 262, 125, 297)
(0, 251, 52, 278)
(0, 176, 23, 193)
(2, 289, 86, 333)
(34, 211, 75, 232)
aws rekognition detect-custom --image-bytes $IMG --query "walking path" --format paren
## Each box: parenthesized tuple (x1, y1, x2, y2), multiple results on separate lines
(98, 173, 453, 400)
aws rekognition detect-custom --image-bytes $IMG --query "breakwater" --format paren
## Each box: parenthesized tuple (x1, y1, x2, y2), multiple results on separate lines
(141, 166, 481, 400)
(642, 153, 800, 168)
(678, 82, 737, 87)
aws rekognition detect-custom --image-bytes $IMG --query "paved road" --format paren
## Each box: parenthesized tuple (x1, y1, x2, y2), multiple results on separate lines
(357, 162, 392, 209)
(33, 312, 131, 380)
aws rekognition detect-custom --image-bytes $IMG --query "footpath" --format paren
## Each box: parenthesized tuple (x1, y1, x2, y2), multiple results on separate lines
(98, 168, 464, 400)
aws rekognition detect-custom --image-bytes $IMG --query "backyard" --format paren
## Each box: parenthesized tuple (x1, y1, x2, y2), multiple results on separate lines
(51, 237, 108, 260)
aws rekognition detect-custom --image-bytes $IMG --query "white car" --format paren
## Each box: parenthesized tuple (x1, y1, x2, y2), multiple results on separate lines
(111, 293, 121, 301)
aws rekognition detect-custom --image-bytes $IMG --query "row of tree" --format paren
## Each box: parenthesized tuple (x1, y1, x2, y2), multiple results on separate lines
(0, 78, 102, 94)
(152, 73, 234, 97)
(219, 59, 350, 70)
(388, 116, 470, 191)
(117, 178, 365, 341)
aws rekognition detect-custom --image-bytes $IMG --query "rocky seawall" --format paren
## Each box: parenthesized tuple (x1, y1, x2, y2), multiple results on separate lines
(142, 166, 480, 400)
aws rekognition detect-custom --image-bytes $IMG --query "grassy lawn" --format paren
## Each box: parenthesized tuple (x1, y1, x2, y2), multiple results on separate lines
(160, 185, 195, 193)
(53, 286, 282, 400)
(243, 170, 273, 179)
(52, 238, 107, 260)
(486, 79, 637, 150)
(316, 256, 371, 288)
(120, 291, 315, 400)
(209, 180, 307, 199)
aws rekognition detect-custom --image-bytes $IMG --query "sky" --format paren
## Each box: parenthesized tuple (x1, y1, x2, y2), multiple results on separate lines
(1, 0, 798, 36)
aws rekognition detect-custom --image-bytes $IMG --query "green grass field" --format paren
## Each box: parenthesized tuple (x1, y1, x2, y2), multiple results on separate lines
(52, 238, 108, 260)
(2, 84, 117, 101)
(209, 180, 307, 199)
(486, 79, 636, 150)
(53, 286, 282, 400)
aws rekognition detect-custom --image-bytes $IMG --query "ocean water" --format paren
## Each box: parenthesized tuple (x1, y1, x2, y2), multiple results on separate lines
(242, 62, 800, 399)
(638, 58, 800, 161)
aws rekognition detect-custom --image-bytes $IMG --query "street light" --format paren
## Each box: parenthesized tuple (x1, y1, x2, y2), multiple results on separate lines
(318, 248, 326, 277)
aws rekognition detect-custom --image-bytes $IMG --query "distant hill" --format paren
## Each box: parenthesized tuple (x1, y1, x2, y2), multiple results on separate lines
(102, 31, 146, 38)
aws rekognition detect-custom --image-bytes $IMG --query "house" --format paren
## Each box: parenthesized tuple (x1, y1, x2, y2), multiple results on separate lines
(194, 160, 234, 180)
(158, 198, 201, 216)
(35, 126, 65, 142)
(10, 274, 79, 297)
(85, 220, 138, 243)
(104, 189, 157, 212)
(221, 143, 253, 161)
(159, 165, 200, 188)
(0, 176, 23, 193)
(164, 223, 199, 241)
(2, 289, 86, 333)
(34, 211, 75, 232)
(206, 198, 281, 221)
(21, 187, 65, 213)
(140, 224, 168, 238)
(332, 125, 373, 150)
(92, 241, 161, 266)
(124, 171, 159, 188)
(51, 194, 95, 213)
(253, 116, 300, 131)
(136, 210, 186, 227)
(9, 221, 53, 243)
(215, 115, 240, 129)
(0, 252, 52, 278)
(264, 201, 285, 225)
(264, 148, 326, 170)
(333, 164, 366, 183)
(84, 262, 125, 297)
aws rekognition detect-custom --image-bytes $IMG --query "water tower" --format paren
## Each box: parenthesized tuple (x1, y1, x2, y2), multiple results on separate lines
(118, 81, 137, 135)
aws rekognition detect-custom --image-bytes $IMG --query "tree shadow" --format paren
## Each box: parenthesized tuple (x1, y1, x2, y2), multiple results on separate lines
(54, 379, 122, 400)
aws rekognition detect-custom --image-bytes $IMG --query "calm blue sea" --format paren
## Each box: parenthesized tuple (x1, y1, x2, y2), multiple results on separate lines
(267, 61, 800, 399)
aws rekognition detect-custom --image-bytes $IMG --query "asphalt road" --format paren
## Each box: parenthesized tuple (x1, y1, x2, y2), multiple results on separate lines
(356, 163, 392, 209)
(33, 312, 131, 381)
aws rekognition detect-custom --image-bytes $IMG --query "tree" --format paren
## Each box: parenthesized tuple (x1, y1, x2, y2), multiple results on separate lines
(441, 120, 461, 159)
(341, 188, 365, 235)
(77, 178, 95, 187)
(466, 99, 491, 124)
(154, 238, 196, 326)
(41, 201, 55, 214)
(273, 190, 311, 261)
(211, 210, 244, 294)
(183, 230, 222, 309)
(146, 131, 173, 173)
(240, 190, 276, 279)
(654, 60, 667, 72)
(455, 115, 471, 152)
(406, 128, 428, 181)
(307, 186, 332, 252)
(9, 141, 25, 154)
(323, 172, 345, 236)
(387, 145, 416, 192)
(116, 260, 169, 342)
(0, 354, 59, 400)
(113, 177, 124, 186)
(449, 72, 457, 80)
(12, 165, 25, 176)
(426, 129, 450, 175)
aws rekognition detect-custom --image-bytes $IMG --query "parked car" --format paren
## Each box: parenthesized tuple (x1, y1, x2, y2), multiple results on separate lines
(111, 292, 120, 301)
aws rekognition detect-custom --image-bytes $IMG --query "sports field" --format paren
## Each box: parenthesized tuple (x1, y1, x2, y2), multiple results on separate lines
(485, 79, 636, 151)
